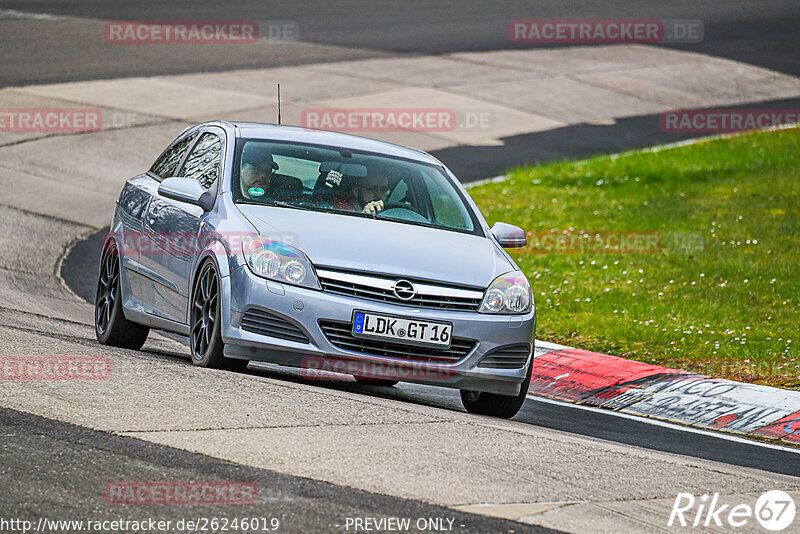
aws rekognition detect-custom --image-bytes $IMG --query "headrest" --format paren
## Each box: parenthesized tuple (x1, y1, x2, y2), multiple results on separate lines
(318, 161, 367, 177)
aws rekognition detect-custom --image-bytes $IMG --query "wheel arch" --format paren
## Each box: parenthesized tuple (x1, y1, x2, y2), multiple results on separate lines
(100, 226, 133, 315)
(100, 225, 124, 262)
(187, 242, 231, 330)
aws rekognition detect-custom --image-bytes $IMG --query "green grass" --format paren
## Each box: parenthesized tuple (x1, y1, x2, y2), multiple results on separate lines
(469, 127, 800, 388)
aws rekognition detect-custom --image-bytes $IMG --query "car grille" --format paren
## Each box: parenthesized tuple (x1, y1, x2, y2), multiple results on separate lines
(477, 343, 532, 369)
(316, 268, 484, 312)
(241, 308, 309, 343)
(319, 320, 476, 364)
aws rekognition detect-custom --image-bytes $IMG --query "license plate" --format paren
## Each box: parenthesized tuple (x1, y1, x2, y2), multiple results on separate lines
(352, 311, 452, 348)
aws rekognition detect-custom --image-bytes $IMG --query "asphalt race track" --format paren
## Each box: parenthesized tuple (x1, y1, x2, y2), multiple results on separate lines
(3, 1, 799, 180)
(1, 0, 799, 84)
(2, 2, 800, 532)
(1, 407, 551, 534)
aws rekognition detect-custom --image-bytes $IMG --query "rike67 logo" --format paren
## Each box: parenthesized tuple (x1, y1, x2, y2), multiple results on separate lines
(669, 491, 796, 531)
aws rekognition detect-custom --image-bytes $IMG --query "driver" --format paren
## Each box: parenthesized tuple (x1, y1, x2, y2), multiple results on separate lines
(240, 145, 278, 198)
(240, 145, 302, 200)
(351, 173, 390, 215)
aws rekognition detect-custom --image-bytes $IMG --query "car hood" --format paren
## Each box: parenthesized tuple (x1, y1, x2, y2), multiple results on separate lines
(237, 205, 514, 288)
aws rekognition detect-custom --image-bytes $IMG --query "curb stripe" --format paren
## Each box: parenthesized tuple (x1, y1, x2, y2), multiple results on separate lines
(528, 395, 800, 455)
(529, 347, 800, 446)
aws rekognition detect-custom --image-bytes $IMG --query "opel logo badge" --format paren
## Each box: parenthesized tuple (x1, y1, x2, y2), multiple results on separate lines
(392, 280, 416, 301)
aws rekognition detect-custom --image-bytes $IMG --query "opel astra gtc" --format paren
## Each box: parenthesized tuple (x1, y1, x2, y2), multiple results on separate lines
(95, 121, 535, 418)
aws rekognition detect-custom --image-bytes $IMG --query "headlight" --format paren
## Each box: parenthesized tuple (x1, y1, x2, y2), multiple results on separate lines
(479, 271, 532, 314)
(241, 235, 320, 290)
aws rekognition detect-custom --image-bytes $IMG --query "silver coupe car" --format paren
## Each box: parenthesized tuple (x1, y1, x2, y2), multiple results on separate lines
(95, 121, 535, 418)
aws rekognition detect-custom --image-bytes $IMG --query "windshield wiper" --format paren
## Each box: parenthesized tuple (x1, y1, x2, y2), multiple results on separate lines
(267, 200, 374, 219)
(374, 212, 440, 229)
(272, 200, 304, 209)
(237, 199, 315, 211)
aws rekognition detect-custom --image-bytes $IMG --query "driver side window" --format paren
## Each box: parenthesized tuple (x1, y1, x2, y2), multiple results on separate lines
(179, 132, 222, 190)
(150, 134, 195, 181)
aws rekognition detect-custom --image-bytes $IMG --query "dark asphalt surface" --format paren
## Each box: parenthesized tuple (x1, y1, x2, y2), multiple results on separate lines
(1, 0, 799, 86)
(2, 1, 797, 180)
(61, 228, 800, 480)
(0, 407, 557, 534)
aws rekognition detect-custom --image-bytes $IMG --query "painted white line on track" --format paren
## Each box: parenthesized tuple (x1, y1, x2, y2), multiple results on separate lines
(0, 9, 60, 19)
(637, 121, 800, 155)
(527, 394, 800, 455)
(463, 175, 507, 189)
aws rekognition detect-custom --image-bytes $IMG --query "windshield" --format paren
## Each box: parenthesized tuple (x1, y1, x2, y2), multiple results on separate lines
(232, 139, 479, 234)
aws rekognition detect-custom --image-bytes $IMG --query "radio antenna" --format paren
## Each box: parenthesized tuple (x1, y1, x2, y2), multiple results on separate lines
(277, 83, 281, 125)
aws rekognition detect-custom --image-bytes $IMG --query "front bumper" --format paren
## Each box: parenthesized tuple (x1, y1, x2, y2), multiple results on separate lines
(221, 266, 536, 395)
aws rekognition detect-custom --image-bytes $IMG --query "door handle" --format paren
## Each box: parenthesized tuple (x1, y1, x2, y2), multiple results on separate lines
(147, 205, 160, 222)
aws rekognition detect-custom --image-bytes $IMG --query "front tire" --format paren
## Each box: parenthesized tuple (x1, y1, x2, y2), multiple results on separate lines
(190, 260, 248, 372)
(460, 355, 533, 419)
(95, 241, 149, 349)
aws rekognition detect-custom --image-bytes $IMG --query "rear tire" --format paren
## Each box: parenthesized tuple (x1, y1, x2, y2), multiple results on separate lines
(95, 241, 150, 349)
(460, 355, 533, 419)
(190, 260, 249, 372)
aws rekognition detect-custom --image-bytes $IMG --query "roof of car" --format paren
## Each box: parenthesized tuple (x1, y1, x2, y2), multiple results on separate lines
(227, 121, 441, 165)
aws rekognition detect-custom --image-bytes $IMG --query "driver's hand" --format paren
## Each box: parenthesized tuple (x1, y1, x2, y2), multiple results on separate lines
(362, 200, 384, 214)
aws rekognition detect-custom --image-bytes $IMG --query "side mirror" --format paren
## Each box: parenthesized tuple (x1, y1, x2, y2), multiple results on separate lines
(491, 222, 527, 248)
(158, 177, 214, 211)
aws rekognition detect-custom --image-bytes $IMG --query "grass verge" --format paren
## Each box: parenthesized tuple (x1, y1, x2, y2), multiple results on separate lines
(469, 127, 799, 388)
